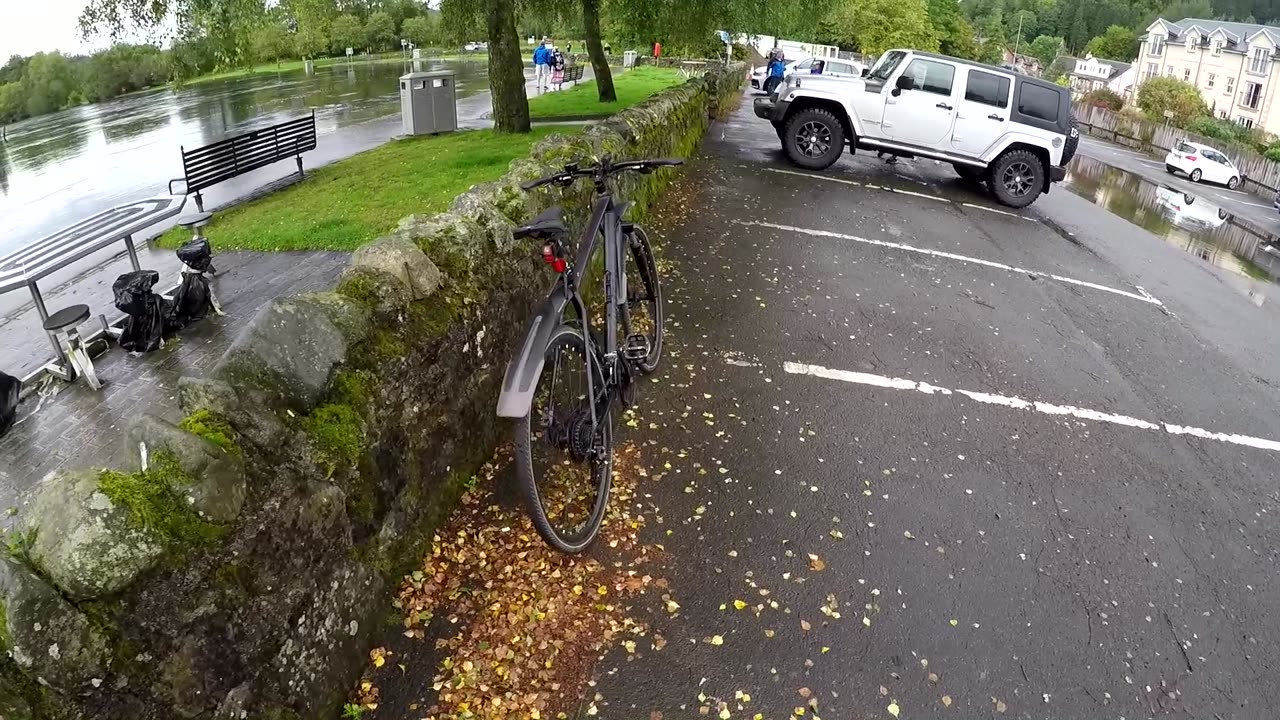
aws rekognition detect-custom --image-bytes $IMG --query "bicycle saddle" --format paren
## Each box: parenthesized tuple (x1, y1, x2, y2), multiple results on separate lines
(514, 207, 569, 240)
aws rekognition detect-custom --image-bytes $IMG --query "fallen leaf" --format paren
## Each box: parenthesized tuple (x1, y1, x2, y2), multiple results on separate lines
(801, 620, 812, 631)
(942, 695, 952, 707)
(799, 687, 811, 698)
(709, 635, 724, 646)
(887, 701, 900, 717)
(808, 554, 826, 572)
(733, 599, 748, 610)
(995, 698, 1007, 713)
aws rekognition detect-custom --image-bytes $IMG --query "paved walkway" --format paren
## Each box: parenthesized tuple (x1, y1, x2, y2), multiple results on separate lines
(0, 249, 347, 515)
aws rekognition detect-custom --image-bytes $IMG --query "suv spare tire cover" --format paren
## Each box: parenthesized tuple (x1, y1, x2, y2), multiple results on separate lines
(1060, 116, 1080, 166)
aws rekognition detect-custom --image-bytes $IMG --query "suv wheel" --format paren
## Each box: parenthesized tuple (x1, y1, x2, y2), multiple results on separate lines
(783, 109, 845, 170)
(988, 150, 1044, 209)
(953, 163, 985, 183)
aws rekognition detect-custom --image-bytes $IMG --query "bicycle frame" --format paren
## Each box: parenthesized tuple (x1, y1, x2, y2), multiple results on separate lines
(496, 192, 635, 422)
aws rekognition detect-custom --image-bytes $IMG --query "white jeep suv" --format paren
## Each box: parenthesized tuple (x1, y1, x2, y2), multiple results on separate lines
(754, 49, 1079, 208)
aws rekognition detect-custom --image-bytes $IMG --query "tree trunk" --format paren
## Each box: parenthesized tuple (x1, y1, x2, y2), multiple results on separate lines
(487, 0, 530, 133)
(581, 0, 616, 103)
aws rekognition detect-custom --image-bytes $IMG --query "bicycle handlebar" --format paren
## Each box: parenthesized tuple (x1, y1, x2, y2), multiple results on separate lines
(520, 158, 684, 191)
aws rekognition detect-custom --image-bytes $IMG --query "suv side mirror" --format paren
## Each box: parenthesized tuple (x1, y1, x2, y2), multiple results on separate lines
(861, 67, 870, 77)
(892, 74, 913, 96)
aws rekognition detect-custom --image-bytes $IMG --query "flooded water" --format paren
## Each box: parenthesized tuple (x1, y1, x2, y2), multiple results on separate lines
(1063, 154, 1280, 285)
(0, 58, 489, 255)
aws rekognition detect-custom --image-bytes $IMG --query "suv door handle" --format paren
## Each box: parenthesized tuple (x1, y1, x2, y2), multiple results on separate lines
(936, 102, 953, 110)
(988, 113, 1005, 121)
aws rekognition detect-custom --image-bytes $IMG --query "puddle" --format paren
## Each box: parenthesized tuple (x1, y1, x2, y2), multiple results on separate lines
(1063, 154, 1280, 286)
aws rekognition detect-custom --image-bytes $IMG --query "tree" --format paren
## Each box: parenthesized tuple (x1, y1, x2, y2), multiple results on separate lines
(20, 53, 79, 116)
(1137, 76, 1209, 125)
(364, 11, 397, 52)
(252, 22, 294, 66)
(486, 0, 530, 133)
(1081, 87, 1124, 110)
(1026, 35, 1064, 70)
(820, 0, 939, 56)
(401, 15, 435, 46)
(582, 0, 616, 103)
(1085, 25, 1137, 61)
(80, 0, 267, 69)
(286, 0, 337, 58)
(330, 14, 365, 54)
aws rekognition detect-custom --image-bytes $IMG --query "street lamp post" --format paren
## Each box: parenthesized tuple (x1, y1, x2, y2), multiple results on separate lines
(401, 38, 408, 62)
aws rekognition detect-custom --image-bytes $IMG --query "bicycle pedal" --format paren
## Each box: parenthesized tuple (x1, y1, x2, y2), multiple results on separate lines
(623, 334, 651, 361)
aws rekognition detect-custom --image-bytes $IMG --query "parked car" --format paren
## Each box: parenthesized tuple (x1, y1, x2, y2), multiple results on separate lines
(1165, 140, 1242, 189)
(753, 48, 1079, 208)
(1154, 186, 1228, 231)
(464, 42, 489, 51)
(752, 57, 866, 90)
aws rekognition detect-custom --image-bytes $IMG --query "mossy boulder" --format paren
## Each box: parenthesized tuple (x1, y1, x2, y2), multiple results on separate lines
(26, 469, 168, 600)
(449, 189, 518, 255)
(125, 414, 247, 524)
(0, 556, 108, 693)
(335, 266, 413, 323)
(0, 675, 33, 720)
(290, 293, 373, 346)
(212, 298, 350, 413)
(178, 377, 288, 451)
(396, 212, 487, 275)
(348, 235, 443, 301)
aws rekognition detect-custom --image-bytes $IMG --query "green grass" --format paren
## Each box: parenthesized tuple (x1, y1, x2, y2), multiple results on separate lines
(157, 127, 564, 252)
(528, 66, 685, 118)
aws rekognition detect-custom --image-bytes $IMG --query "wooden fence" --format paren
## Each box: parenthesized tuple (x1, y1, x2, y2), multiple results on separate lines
(1072, 102, 1280, 200)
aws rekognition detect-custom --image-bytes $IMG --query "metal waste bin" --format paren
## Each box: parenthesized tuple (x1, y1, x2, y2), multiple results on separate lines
(623, 50, 638, 69)
(400, 70, 457, 136)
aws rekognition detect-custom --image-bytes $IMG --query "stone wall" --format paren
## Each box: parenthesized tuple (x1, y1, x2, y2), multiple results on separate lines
(0, 63, 745, 720)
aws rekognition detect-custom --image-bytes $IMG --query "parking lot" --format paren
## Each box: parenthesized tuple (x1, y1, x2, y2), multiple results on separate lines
(586, 99, 1280, 718)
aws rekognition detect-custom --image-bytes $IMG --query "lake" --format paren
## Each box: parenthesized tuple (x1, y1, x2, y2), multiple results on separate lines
(0, 58, 492, 256)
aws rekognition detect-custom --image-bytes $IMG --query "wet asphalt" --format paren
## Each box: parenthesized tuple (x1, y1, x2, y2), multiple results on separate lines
(585, 98, 1280, 719)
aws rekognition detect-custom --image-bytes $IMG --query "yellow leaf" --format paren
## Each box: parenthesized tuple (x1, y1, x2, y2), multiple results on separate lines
(800, 619, 812, 631)
(710, 635, 724, 645)
(719, 709, 731, 720)
(808, 554, 826, 571)
(597, 585, 608, 596)
(863, 617, 872, 627)
(733, 600, 747, 610)
(373, 656, 385, 668)
(942, 696, 952, 708)
(887, 701, 900, 718)
(573, 585, 584, 595)
(949, 619, 958, 627)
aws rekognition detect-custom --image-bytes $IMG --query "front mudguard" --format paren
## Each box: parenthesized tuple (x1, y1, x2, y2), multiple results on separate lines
(496, 284, 571, 418)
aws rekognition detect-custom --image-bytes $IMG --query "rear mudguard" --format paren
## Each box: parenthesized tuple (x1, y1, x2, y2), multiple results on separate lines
(496, 284, 571, 418)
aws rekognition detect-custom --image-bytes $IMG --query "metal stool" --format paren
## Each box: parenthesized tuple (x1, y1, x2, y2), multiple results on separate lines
(177, 212, 217, 275)
(42, 304, 101, 390)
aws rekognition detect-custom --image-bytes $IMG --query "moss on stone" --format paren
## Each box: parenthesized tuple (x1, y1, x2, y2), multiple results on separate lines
(334, 271, 382, 309)
(368, 329, 407, 364)
(178, 409, 242, 458)
(0, 599, 9, 652)
(301, 403, 366, 472)
(98, 451, 226, 547)
(332, 371, 374, 412)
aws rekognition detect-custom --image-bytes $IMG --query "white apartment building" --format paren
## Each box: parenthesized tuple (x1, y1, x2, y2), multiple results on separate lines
(1068, 54, 1138, 101)
(1139, 17, 1280, 132)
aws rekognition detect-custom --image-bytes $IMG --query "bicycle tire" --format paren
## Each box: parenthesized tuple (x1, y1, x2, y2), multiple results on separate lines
(626, 224, 664, 374)
(514, 325, 614, 553)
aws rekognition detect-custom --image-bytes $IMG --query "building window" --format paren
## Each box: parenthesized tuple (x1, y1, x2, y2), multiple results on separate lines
(1220, 109, 1229, 118)
(1237, 115, 1255, 128)
(1167, 65, 1175, 76)
(1213, 40, 1223, 55)
(1250, 46, 1270, 74)
(1150, 35, 1165, 56)
(1187, 36, 1197, 53)
(1208, 73, 1216, 88)
(1244, 81, 1263, 109)
(1226, 77, 1235, 95)
(1184, 68, 1192, 81)
(1144, 62, 1158, 80)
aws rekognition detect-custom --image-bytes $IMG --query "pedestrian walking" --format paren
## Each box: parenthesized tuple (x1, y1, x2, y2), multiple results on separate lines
(551, 47, 567, 91)
(534, 38, 552, 91)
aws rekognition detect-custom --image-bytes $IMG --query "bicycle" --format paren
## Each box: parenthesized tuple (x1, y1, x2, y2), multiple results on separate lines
(496, 156, 682, 553)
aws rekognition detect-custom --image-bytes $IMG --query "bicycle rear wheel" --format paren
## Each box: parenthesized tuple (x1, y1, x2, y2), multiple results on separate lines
(625, 224, 664, 374)
(514, 325, 614, 553)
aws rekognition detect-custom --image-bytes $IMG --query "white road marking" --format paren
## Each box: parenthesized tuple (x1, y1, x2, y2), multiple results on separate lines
(766, 166, 1030, 217)
(781, 361, 1280, 453)
(735, 219, 1165, 307)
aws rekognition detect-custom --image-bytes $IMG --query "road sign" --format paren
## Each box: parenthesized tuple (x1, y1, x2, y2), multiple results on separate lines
(1163, 110, 1175, 119)
(346, 47, 354, 57)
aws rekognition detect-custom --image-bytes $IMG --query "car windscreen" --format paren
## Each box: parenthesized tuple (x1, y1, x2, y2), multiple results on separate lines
(869, 51, 907, 82)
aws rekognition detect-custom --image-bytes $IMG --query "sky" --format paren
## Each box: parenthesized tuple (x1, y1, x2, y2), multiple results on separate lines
(0, 0, 157, 58)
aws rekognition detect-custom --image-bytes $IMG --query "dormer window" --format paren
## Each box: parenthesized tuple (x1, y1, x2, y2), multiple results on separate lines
(1213, 40, 1223, 55)
(1187, 34, 1198, 52)
(1150, 35, 1165, 56)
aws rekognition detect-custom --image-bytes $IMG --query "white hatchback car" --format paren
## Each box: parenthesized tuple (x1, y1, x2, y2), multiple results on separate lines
(1165, 140, 1242, 189)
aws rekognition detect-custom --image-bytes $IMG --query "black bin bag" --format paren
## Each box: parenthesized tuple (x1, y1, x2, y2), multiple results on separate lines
(0, 371, 19, 438)
(172, 239, 214, 325)
(112, 270, 170, 353)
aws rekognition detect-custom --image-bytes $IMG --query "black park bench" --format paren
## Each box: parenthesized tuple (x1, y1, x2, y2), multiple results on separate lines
(168, 112, 318, 212)
(562, 65, 585, 86)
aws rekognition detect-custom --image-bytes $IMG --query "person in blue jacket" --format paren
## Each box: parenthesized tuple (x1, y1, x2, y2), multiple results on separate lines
(533, 39, 552, 91)
(764, 51, 786, 94)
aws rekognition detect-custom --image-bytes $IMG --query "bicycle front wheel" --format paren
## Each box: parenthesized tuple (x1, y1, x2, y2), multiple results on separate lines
(625, 224, 664, 374)
(514, 325, 614, 553)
